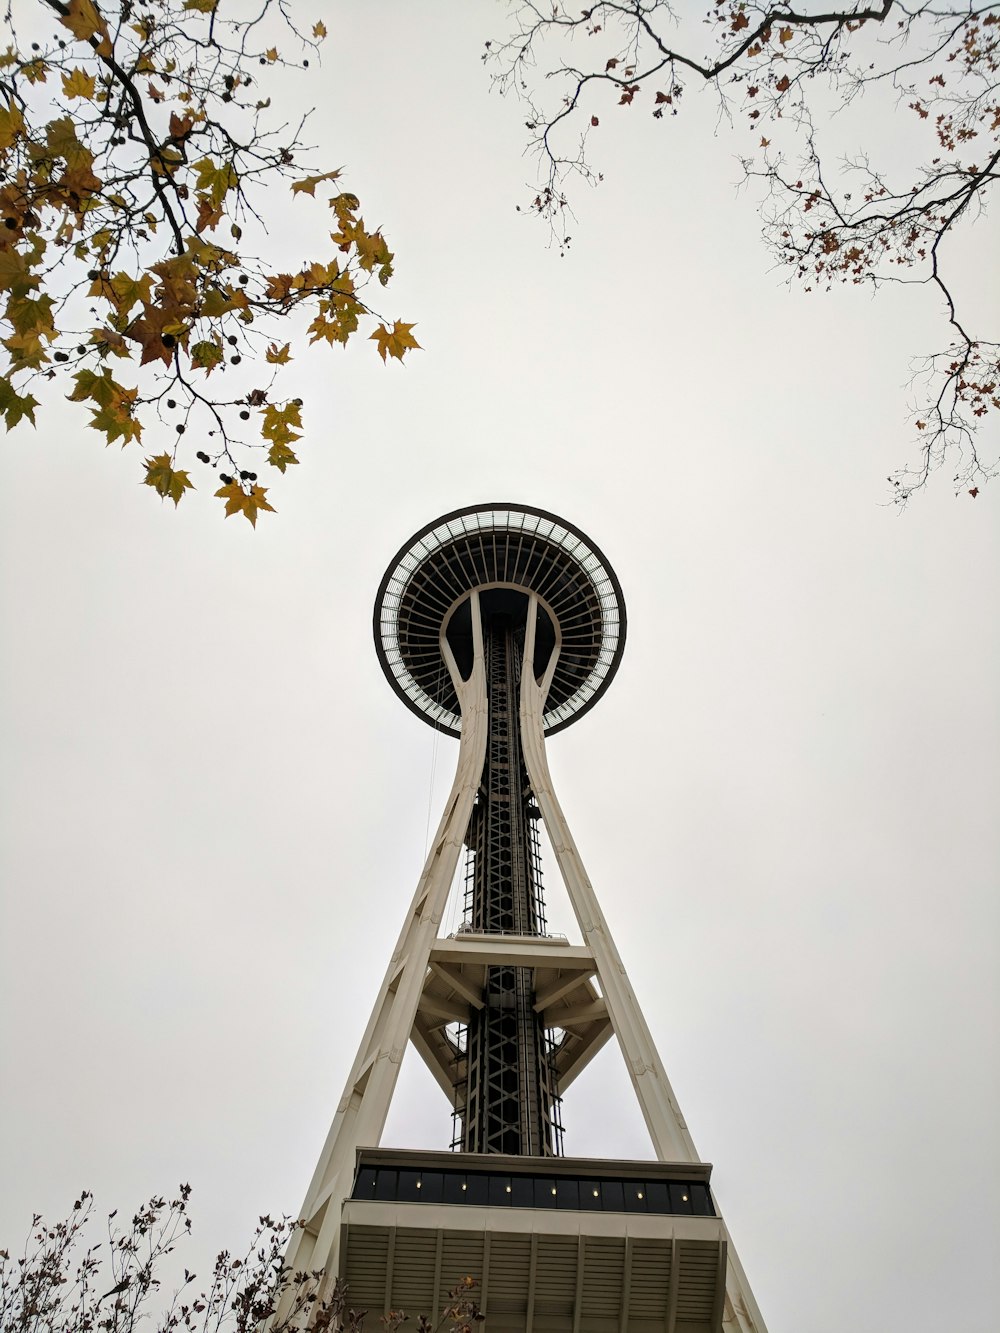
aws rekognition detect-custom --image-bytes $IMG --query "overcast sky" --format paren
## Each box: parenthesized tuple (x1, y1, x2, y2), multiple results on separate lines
(1, 4, 998, 1332)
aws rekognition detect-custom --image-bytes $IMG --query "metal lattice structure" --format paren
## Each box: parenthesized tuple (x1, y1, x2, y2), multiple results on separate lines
(459, 602, 561, 1156)
(283, 505, 767, 1333)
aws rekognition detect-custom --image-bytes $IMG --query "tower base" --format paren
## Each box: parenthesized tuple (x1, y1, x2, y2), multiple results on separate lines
(338, 1149, 730, 1333)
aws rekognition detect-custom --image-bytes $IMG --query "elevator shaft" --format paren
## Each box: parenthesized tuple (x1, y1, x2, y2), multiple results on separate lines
(459, 611, 561, 1156)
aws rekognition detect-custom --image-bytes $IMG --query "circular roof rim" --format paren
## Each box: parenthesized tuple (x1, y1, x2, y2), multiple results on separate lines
(373, 502, 627, 738)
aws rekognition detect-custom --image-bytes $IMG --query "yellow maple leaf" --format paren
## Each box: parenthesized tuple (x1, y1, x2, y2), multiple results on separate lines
(144, 453, 193, 506)
(193, 156, 236, 207)
(261, 401, 302, 446)
(313, 21, 327, 39)
(265, 47, 278, 63)
(291, 170, 342, 197)
(61, 67, 96, 100)
(59, 0, 111, 55)
(265, 342, 292, 364)
(215, 480, 276, 527)
(182, 0, 218, 12)
(370, 320, 420, 363)
(267, 440, 299, 472)
(0, 375, 39, 429)
(0, 249, 37, 297)
(106, 270, 154, 314)
(0, 98, 26, 150)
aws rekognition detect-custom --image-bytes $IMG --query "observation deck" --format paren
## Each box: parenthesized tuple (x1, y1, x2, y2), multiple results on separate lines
(374, 504, 626, 736)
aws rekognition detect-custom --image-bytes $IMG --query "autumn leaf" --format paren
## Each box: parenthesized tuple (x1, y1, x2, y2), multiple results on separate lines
(190, 340, 224, 373)
(182, 0, 218, 12)
(59, 0, 111, 55)
(193, 157, 237, 207)
(45, 116, 91, 168)
(0, 99, 26, 151)
(267, 439, 299, 472)
(313, 21, 327, 39)
(89, 401, 142, 446)
(0, 376, 39, 429)
(779, 26, 794, 44)
(61, 68, 96, 100)
(123, 304, 183, 367)
(261, 401, 302, 448)
(169, 112, 194, 141)
(291, 171, 342, 198)
(0, 249, 38, 298)
(370, 320, 420, 362)
(195, 197, 224, 232)
(775, 75, 791, 93)
(265, 342, 291, 364)
(102, 271, 154, 315)
(144, 453, 194, 506)
(215, 480, 276, 526)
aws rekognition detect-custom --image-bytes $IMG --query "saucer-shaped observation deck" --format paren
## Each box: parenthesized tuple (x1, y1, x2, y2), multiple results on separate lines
(374, 504, 626, 736)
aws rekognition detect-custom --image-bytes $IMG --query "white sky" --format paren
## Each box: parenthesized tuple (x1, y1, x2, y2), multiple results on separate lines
(1, 4, 998, 1331)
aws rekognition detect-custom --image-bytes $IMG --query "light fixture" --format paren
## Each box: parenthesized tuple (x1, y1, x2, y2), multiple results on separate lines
(593, 1189, 599, 1197)
(682, 1194, 688, 1202)
(416, 1181, 422, 1189)
(461, 1183, 467, 1191)
(505, 1185, 511, 1193)
(550, 1187, 557, 1195)
(637, 1191, 643, 1200)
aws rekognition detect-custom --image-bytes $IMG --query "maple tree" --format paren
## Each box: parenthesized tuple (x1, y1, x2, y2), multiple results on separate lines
(0, 1, 419, 527)
(489, 1, 999, 502)
(0, 1187, 484, 1333)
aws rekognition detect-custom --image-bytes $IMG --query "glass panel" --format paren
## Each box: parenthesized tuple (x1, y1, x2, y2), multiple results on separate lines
(488, 1175, 513, 1206)
(579, 1180, 603, 1211)
(510, 1175, 534, 1209)
(601, 1180, 625, 1213)
(373, 1169, 398, 1201)
(533, 1177, 558, 1209)
(669, 1182, 694, 1214)
(553, 1178, 578, 1210)
(396, 1170, 422, 1202)
(623, 1182, 648, 1212)
(464, 1173, 489, 1206)
(353, 1170, 377, 1200)
(689, 1183, 714, 1216)
(419, 1172, 444, 1204)
(442, 1172, 467, 1204)
(644, 1181, 670, 1213)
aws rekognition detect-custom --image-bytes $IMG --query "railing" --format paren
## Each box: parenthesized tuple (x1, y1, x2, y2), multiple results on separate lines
(451, 923, 569, 942)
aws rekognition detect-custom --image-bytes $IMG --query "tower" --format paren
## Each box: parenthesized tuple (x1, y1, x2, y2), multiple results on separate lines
(286, 505, 766, 1333)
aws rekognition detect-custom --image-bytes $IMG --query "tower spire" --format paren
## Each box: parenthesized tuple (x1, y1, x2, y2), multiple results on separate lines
(285, 505, 767, 1333)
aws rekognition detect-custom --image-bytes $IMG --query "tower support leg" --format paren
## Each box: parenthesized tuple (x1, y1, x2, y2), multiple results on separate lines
(281, 595, 489, 1291)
